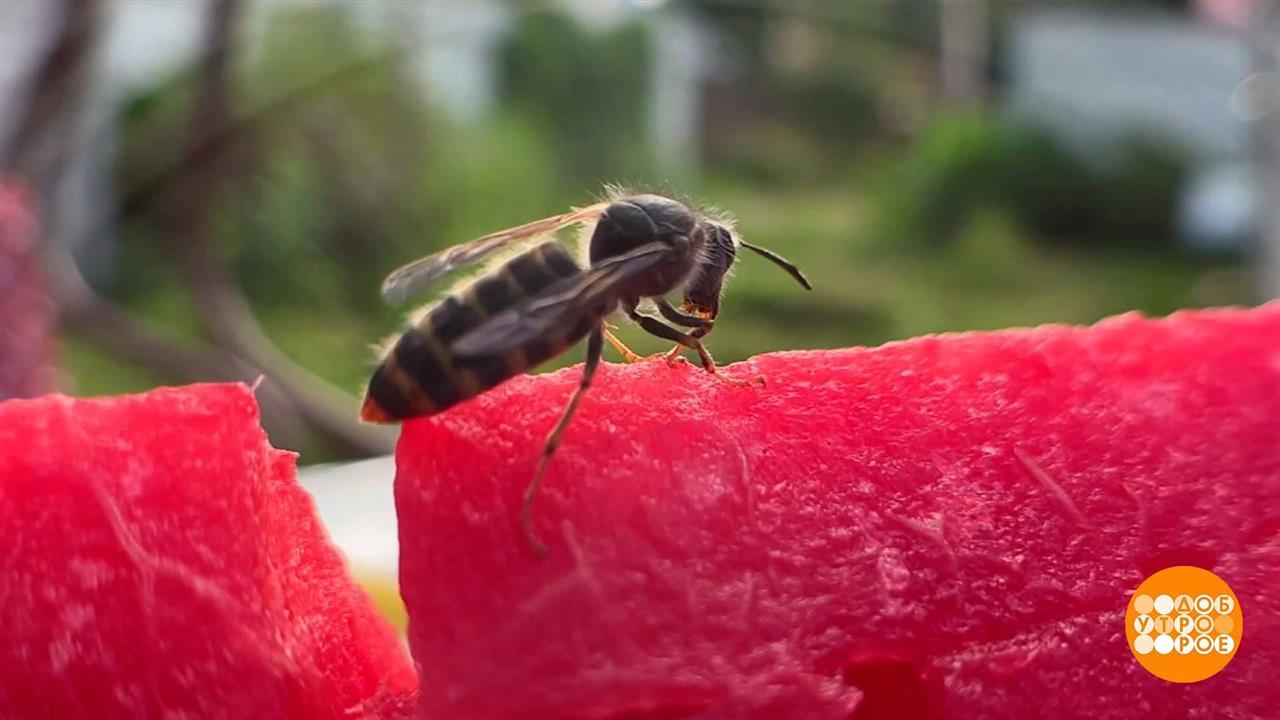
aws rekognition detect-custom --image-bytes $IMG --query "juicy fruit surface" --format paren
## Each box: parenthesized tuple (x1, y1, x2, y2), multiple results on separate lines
(0, 383, 415, 720)
(396, 306, 1280, 719)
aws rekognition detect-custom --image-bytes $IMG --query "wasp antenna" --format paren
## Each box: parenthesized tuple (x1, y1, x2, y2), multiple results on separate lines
(739, 240, 813, 290)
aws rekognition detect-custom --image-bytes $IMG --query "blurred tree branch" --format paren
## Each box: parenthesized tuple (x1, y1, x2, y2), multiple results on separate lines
(5, 0, 392, 456)
(2, 0, 96, 183)
(939, 0, 988, 106)
(162, 0, 392, 456)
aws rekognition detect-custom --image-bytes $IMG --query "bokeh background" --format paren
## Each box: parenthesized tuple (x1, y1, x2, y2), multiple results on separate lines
(2, 0, 1277, 622)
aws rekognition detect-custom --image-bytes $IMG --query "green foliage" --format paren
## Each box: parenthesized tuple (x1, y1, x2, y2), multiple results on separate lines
(109, 5, 583, 321)
(691, 1, 925, 183)
(107, 76, 194, 302)
(868, 112, 1193, 251)
(498, 9, 654, 185)
(782, 67, 881, 149)
(1094, 135, 1195, 249)
(225, 6, 436, 314)
(944, 208, 1035, 287)
(417, 115, 567, 251)
(708, 125, 835, 188)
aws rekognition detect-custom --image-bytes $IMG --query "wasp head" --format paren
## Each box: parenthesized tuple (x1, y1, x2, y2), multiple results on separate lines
(682, 223, 737, 319)
(681, 219, 813, 321)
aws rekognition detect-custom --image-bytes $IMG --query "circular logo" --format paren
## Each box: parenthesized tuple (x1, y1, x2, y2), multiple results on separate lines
(1125, 566, 1242, 682)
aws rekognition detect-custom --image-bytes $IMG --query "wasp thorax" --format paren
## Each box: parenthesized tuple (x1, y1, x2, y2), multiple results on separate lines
(601, 201, 657, 240)
(628, 194, 697, 233)
(591, 196, 695, 261)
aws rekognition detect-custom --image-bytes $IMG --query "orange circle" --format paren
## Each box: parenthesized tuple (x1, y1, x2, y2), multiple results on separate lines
(1125, 566, 1242, 683)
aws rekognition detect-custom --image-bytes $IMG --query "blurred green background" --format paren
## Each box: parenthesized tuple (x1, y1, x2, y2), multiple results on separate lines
(2, 0, 1264, 462)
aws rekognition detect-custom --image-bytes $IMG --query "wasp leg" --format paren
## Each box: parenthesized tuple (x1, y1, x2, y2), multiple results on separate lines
(606, 310, 688, 367)
(653, 299, 713, 364)
(662, 324, 711, 362)
(602, 327, 644, 363)
(523, 326, 604, 557)
(659, 301, 714, 362)
(627, 311, 763, 387)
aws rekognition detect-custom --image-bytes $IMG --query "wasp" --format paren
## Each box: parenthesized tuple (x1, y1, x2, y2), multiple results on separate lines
(362, 189, 811, 555)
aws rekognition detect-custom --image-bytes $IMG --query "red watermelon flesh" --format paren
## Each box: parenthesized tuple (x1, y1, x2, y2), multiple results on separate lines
(0, 383, 416, 720)
(396, 306, 1280, 719)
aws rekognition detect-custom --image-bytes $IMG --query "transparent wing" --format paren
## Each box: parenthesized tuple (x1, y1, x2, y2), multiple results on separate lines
(453, 242, 673, 358)
(380, 202, 609, 306)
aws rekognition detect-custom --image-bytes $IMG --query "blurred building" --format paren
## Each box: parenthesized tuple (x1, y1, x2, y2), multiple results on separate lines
(1007, 5, 1257, 251)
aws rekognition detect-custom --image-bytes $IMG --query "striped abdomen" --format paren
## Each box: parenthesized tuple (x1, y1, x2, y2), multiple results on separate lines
(362, 242, 597, 423)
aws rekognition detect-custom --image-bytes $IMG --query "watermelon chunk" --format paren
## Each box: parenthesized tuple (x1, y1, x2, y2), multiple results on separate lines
(395, 306, 1280, 718)
(0, 383, 416, 720)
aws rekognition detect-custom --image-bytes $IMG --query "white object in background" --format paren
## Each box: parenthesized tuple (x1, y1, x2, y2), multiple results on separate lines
(1179, 163, 1258, 251)
(299, 455, 398, 578)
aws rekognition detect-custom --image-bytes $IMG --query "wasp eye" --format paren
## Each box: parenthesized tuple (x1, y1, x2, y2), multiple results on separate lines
(707, 224, 737, 255)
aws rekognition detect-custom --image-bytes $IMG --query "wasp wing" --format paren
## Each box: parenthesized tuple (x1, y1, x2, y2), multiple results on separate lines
(452, 242, 673, 359)
(380, 202, 610, 306)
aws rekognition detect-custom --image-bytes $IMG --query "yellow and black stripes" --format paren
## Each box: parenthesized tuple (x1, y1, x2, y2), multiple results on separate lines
(362, 242, 595, 422)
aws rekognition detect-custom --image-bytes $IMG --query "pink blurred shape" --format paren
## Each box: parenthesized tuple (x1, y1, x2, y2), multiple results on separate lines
(1194, 0, 1255, 29)
(0, 179, 57, 399)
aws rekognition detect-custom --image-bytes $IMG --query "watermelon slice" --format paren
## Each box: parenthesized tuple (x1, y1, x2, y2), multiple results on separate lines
(395, 306, 1280, 718)
(0, 383, 416, 720)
